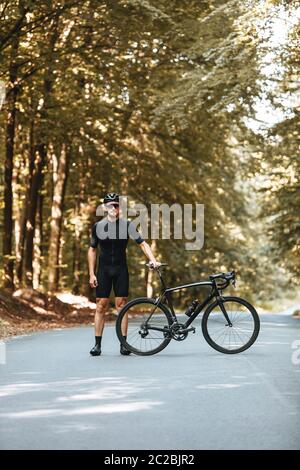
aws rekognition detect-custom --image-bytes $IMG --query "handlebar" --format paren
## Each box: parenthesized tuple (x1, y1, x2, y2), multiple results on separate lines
(144, 264, 236, 290)
(145, 262, 168, 270)
(209, 270, 236, 288)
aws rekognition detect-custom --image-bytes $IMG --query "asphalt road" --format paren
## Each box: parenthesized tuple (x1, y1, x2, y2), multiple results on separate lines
(0, 314, 300, 450)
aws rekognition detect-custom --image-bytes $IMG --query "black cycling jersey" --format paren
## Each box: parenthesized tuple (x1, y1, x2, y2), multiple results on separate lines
(90, 217, 144, 298)
(90, 217, 144, 266)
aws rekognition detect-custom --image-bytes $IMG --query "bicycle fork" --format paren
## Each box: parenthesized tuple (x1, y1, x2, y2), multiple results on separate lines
(216, 296, 233, 327)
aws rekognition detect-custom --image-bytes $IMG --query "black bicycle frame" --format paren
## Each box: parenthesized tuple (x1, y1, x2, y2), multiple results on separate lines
(163, 280, 214, 325)
(145, 264, 234, 330)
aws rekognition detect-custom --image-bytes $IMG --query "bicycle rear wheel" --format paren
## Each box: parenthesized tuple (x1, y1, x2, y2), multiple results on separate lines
(116, 297, 173, 356)
(201, 296, 260, 354)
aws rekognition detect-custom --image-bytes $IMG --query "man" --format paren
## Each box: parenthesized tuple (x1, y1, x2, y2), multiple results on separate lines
(88, 193, 159, 356)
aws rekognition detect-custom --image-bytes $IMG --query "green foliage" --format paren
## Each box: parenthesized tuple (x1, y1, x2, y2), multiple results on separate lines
(0, 0, 299, 305)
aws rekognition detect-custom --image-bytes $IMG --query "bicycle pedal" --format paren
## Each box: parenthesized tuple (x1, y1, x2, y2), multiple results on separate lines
(183, 327, 196, 334)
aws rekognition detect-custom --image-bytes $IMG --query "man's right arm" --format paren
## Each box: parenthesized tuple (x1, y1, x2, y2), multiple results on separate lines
(88, 222, 99, 289)
(88, 247, 98, 288)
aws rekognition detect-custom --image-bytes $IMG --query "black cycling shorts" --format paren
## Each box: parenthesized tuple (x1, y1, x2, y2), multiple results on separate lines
(96, 264, 129, 298)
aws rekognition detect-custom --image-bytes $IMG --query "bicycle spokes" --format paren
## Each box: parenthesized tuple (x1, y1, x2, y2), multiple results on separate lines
(118, 300, 172, 354)
(202, 298, 259, 353)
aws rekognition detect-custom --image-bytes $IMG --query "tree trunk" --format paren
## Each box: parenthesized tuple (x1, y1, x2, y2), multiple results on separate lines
(71, 161, 86, 295)
(33, 191, 43, 289)
(23, 18, 60, 287)
(48, 144, 70, 293)
(24, 143, 46, 286)
(16, 118, 35, 285)
(13, 147, 21, 288)
(72, 234, 82, 295)
(3, 35, 20, 290)
(72, 204, 83, 296)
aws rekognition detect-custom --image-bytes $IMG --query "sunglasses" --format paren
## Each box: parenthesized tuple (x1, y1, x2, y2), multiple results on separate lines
(105, 203, 119, 209)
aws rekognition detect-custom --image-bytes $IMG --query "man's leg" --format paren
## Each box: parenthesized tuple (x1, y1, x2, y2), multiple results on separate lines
(95, 297, 110, 336)
(115, 296, 128, 336)
(115, 297, 131, 355)
(114, 265, 131, 355)
(90, 298, 109, 356)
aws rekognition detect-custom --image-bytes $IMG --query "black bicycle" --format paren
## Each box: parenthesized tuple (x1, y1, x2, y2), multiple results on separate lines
(116, 264, 260, 356)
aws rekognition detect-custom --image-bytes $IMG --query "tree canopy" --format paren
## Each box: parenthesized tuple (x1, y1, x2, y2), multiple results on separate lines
(0, 0, 299, 307)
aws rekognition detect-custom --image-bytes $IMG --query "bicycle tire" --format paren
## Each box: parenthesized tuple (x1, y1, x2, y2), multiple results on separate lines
(201, 296, 260, 354)
(116, 297, 173, 356)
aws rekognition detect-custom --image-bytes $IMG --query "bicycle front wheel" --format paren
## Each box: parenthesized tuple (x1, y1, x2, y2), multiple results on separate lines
(116, 297, 173, 356)
(201, 296, 260, 354)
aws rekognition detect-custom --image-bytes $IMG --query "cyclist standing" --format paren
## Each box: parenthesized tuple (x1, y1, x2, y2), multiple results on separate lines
(88, 193, 160, 356)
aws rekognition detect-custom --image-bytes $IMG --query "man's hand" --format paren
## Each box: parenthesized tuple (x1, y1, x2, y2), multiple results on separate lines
(89, 274, 98, 288)
(149, 260, 161, 269)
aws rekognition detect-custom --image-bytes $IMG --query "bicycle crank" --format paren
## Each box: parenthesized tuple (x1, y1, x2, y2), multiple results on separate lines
(171, 323, 196, 341)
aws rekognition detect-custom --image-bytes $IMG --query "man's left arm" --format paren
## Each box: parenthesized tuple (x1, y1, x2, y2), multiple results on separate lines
(139, 241, 160, 268)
